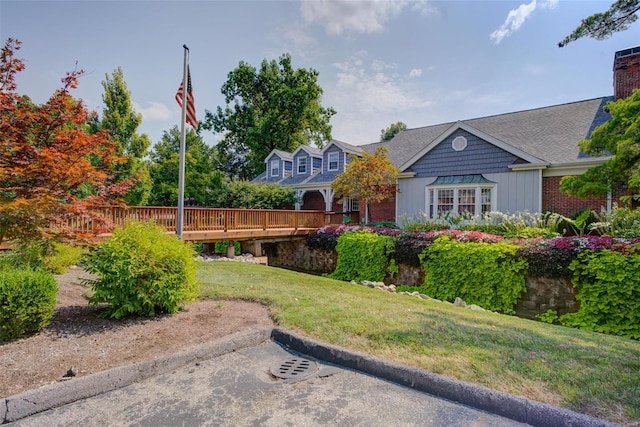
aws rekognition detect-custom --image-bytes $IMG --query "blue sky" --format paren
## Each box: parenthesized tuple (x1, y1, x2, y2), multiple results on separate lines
(1, 1, 638, 148)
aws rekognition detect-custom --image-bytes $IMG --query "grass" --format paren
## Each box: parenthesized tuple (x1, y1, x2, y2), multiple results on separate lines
(197, 261, 640, 426)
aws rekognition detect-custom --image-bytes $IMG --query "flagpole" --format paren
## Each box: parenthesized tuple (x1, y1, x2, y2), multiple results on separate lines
(177, 45, 189, 239)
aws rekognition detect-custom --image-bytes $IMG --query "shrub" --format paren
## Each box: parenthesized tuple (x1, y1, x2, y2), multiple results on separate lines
(330, 231, 395, 282)
(213, 241, 240, 255)
(560, 250, 640, 339)
(0, 240, 51, 270)
(591, 206, 640, 238)
(209, 179, 299, 209)
(393, 235, 433, 267)
(83, 221, 198, 319)
(420, 237, 528, 314)
(517, 244, 577, 278)
(458, 224, 508, 236)
(43, 242, 85, 274)
(365, 221, 399, 229)
(0, 268, 57, 341)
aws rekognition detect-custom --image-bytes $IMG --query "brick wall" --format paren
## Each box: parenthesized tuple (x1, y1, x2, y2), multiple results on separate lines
(361, 196, 396, 224)
(266, 239, 579, 320)
(542, 176, 629, 217)
(614, 47, 640, 100)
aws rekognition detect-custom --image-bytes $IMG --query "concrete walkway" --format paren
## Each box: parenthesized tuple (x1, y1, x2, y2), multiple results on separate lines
(2, 328, 619, 427)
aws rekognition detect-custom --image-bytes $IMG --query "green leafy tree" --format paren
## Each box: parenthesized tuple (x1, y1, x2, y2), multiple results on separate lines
(147, 126, 223, 207)
(208, 179, 298, 209)
(204, 53, 336, 179)
(559, 0, 639, 47)
(331, 147, 399, 223)
(560, 89, 640, 200)
(94, 67, 152, 205)
(380, 121, 407, 141)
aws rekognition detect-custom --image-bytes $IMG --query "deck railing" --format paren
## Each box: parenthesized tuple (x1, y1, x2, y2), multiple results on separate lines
(69, 206, 326, 234)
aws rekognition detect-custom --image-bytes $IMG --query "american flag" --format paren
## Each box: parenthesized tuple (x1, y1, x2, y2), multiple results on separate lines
(175, 66, 197, 128)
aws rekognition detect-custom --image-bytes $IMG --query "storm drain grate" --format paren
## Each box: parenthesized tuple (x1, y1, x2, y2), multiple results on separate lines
(270, 357, 317, 379)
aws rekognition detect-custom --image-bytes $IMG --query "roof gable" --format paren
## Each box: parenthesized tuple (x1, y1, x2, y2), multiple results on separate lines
(399, 121, 545, 172)
(365, 97, 612, 171)
(322, 139, 363, 156)
(265, 149, 293, 163)
(292, 145, 322, 158)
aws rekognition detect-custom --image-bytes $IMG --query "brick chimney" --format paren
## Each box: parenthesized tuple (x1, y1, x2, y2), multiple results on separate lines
(613, 46, 640, 100)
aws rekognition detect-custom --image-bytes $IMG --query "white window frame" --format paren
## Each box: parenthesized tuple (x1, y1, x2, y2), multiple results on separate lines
(270, 159, 280, 177)
(425, 184, 496, 220)
(328, 152, 339, 171)
(343, 198, 360, 212)
(297, 157, 307, 174)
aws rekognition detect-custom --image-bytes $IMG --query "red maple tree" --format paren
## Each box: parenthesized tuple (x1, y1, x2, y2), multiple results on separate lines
(0, 38, 131, 244)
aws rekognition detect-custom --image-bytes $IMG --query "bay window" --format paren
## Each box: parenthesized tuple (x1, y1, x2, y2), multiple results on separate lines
(426, 182, 495, 220)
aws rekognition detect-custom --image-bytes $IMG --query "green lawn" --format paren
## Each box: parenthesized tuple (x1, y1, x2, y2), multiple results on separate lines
(197, 261, 640, 425)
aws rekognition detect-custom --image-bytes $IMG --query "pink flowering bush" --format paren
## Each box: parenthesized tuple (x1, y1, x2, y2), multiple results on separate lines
(411, 229, 504, 244)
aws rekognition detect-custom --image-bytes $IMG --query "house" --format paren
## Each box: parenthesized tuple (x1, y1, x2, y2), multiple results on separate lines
(380, 45, 640, 222)
(253, 140, 367, 222)
(254, 45, 640, 224)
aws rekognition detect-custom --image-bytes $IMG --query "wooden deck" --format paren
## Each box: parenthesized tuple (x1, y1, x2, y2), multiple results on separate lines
(80, 206, 327, 242)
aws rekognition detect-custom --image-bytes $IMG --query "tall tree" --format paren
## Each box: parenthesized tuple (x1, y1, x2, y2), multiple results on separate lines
(331, 147, 399, 223)
(95, 67, 152, 205)
(147, 126, 223, 207)
(560, 89, 640, 200)
(204, 54, 336, 179)
(0, 38, 129, 244)
(380, 121, 407, 141)
(559, 0, 639, 47)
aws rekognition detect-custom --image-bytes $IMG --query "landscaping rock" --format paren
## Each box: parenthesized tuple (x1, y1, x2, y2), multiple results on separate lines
(454, 297, 467, 308)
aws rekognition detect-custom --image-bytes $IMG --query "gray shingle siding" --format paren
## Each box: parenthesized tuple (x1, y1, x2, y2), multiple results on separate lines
(409, 130, 520, 177)
(324, 148, 344, 174)
(313, 157, 322, 172)
(307, 170, 339, 184)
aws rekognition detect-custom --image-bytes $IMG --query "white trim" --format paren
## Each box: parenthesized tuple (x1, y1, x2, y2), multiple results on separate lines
(328, 151, 339, 171)
(322, 140, 363, 156)
(543, 159, 609, 177)
(270, 159, 280, 177)
(425, 183, 496, 220)
(319, 188, 335, 211)
(399, 121, 545, 172)
(509, 163, 548, 171)
(297, 156, 308, 174)
(538, 169, 543, 213)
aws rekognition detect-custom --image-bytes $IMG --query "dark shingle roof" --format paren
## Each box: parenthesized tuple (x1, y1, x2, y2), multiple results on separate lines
(361, 97, 612, 168)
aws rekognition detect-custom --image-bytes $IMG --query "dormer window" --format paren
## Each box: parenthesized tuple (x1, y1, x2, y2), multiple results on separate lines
(297, 157, 307, 174)
(328, 152, 339, 171)
(270, 159, 280, 177)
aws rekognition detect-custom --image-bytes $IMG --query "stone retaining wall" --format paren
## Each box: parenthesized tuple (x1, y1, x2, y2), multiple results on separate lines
(266, 239, 578, 320)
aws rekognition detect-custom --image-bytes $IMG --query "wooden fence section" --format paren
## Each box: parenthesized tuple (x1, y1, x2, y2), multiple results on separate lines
(71, 206, 326, 239)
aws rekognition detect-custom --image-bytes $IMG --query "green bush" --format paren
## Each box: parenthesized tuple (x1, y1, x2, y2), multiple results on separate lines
(0, 240, 51, 270)
(420, 237, 528, 314)
(330, 231, 395, 282)
(43, 242, 85, 274)
(560, 250, 640, 339)
(591, 206, 640, 238)
(213, 241, 240, 255)
(0, 268, 58, 341)
(83, 221, 199, 319)
(209, 179, 299, 209)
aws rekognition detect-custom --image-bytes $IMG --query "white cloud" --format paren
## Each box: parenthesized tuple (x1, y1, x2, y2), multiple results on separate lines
(489, 0, 557, 45)
(301, 0, 432, 35)
(326, 51, 432, 144)
(409, 68, 422, 78)
(133, 101, 173, 121)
